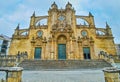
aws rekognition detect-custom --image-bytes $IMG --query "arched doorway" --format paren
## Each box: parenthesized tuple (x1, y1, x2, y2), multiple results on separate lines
(83, 47, 91, 59)
(34, 47, 42, 59)
(57, 35, 67, 59)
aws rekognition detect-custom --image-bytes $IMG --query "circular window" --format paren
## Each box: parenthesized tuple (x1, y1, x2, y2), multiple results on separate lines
(58, 15, 65, 21)
(37, 31, 43, 37)
(81, 30, 87, 37)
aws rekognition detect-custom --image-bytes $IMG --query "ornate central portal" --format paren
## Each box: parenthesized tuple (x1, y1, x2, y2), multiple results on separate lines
(58, 44, 66, 59)
(57, 35, 67, 59)
(83, 47, 91, 59)
(34, 47, 42, 59)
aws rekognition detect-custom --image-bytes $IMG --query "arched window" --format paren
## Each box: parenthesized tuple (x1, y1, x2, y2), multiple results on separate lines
(96, 30, 105, 36)
(76, 18, 89, 26)
(36, 18, 47, 26)
(20, 31, 28, 36)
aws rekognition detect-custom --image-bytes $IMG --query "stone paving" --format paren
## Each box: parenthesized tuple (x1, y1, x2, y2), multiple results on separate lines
(0, 69, 105, 82)
(22, 69, 105, 82)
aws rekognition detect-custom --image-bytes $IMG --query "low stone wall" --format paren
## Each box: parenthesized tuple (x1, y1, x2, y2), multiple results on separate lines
(103, 67, 120, 82)
(0, 67, 23, 82)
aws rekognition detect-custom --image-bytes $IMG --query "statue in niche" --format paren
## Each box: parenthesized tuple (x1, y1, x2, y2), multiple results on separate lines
(43, 37, 47, 42)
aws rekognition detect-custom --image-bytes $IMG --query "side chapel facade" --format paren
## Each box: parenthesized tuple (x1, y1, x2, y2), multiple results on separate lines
(9, 2, 116, 60)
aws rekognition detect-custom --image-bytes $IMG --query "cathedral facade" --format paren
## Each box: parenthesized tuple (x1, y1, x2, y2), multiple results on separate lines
(9, 2, 116, 60)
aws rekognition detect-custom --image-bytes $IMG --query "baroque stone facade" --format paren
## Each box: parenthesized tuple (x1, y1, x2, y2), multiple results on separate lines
(9, 2, 116, 60)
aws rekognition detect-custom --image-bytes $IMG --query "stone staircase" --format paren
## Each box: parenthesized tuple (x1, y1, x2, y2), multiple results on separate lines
(18, 59, 112, 70)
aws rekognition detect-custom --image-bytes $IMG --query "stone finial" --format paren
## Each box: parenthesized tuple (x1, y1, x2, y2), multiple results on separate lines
(106, 22, 110, 28)
(67, 2, 72, 6)
(89, 12, 93, 17)
(32, 11, 35, 17)
(106, 22, 112, 36)
(51, 2, 58, 9)
(16, 24, 20, 30)
(66, 2, 72, 9)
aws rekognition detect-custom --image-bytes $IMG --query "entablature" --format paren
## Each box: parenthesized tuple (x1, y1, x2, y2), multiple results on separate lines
(96, 36, 114, 39)
(12, 35, 29, 39)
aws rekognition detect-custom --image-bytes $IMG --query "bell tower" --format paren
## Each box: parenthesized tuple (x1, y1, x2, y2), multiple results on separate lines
(65, 2, 75, 25)
(48, 2, 58, 26)
(48, 2, 75, 33)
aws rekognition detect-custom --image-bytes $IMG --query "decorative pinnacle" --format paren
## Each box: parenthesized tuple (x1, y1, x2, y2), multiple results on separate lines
(51, 1, 58, 8)
(89, 12, 93, 17)
(52, 2, 56, 6)
(16, 23, 20, 29)
(68, 2, 71, 5)
(68, 2, 70, 4)
(32, 11, 35, 16)
(53, 1, 56, 4)
(106, 22, 110, 28)
(66, 1, 72, 6)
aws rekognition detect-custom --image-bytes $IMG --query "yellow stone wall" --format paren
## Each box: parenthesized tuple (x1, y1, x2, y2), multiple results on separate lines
(103, 69, 120, 82)
(7, 71, 22, 82)
(8, 2, 116, 60)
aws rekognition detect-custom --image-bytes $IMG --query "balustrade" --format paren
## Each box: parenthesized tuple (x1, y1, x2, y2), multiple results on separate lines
(0, 52, 28, 67)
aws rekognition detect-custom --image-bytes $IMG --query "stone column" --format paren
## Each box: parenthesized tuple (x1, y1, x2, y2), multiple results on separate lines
(78, 40, 83, 60)
(66, 40, 70, 60)
(42, 43, 46, 60)
(43, 45, 45, 60)
(50, 39, 54, 59)
(72, 39, 76, 59)
(80, 46, 84, 59)
(103, 67, 120, 82)
(48, 40, 52, 60)
(54, 40, 57, 60)
(90, 45, 94, 59)
(78, 41, 81, 60)
(90, 38, 95, 59)
(70, 38, 73, 59)
(30, 38, 35, 59)
(42, 37, 47, 60)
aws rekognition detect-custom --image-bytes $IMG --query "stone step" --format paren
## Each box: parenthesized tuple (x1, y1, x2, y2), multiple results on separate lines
(19, 59, 112, 70)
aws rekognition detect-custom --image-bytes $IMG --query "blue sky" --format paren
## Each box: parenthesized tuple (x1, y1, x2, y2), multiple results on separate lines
(0, 0, 120, 43)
